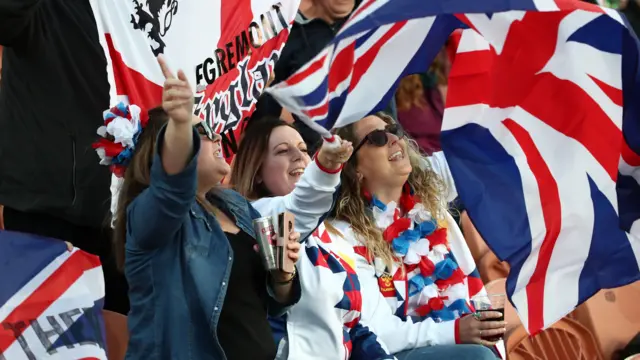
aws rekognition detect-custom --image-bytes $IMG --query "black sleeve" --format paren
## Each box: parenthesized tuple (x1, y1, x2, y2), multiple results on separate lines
(0, 0, 43, 47)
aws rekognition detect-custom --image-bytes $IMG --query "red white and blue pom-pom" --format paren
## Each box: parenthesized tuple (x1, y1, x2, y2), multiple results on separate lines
(92, 102, 146, 177)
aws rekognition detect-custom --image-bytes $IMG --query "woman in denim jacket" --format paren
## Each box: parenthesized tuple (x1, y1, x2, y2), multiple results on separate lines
(106, 58, 302, 360)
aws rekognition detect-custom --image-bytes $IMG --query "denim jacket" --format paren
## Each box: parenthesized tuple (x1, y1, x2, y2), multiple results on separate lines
(124, 127, 301, 360)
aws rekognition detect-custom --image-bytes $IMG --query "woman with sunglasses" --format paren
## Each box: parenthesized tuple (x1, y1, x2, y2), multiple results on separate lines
(324, 112, 505, 359)
(110, 58, 302, 360)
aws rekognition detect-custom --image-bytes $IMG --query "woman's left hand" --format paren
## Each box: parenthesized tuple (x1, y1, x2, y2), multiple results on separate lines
(272, 232, 301, 282)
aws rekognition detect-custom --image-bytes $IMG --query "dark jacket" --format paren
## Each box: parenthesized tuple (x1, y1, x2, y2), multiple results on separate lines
(125, 127, 301, 360)
(0, 0, 111, 228)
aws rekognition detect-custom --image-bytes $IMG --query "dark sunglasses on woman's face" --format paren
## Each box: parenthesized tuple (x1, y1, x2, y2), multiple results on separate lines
(353, 124, 405, 154)
(194, 121, 215, 141)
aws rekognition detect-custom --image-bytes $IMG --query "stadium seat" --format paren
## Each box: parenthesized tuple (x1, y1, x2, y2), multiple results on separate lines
(570, 282, 640, 359)
(103, 310, 128, 360)
(506, 316, 604, 360)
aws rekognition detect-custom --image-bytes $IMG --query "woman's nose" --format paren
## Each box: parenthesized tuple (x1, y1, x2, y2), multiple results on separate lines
(291, 147, 304, 160)
(388, 133, 400, 146)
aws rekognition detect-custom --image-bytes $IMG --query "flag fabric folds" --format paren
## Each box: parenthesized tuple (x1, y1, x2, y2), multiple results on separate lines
(267, 0, 640, 335)
(0, 231, 107, 359)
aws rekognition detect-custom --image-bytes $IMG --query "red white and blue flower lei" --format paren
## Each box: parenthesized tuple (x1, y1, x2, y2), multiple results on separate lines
(369, 185, 472, 322)
(92, 102, 147, 177)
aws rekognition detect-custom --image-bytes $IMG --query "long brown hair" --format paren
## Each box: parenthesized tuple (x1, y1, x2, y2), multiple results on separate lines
(332, 112, 446, 268)
(113, 107, 169, 271)
(230, 117, 297, 200)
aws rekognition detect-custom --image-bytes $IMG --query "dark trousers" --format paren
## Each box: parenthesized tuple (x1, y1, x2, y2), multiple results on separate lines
(2, 207, 129, 315)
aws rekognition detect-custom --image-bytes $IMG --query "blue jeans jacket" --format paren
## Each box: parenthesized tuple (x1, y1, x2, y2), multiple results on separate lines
(124, 127, 300, 360)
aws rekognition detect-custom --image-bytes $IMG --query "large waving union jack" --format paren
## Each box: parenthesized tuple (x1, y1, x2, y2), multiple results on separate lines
(266, 0, 640, 335)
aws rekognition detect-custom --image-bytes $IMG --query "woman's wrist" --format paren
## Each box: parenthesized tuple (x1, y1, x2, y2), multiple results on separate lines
(314, 152, 343, 174)
(272, 268, 297, 285)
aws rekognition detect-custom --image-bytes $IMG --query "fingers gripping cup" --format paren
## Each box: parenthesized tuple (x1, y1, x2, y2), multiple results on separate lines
(471, 294, 506, 342)
(252, 217, 278, 271)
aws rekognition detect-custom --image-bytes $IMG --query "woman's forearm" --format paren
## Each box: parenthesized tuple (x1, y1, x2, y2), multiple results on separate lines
(161, 119, 194, 175)
(270, 274, 295, 303)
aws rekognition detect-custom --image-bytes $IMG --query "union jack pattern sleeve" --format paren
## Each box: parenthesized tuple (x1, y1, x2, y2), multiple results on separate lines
(281, 223, 393, 360)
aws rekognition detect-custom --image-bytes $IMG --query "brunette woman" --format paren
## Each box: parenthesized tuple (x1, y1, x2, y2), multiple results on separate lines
(231, 117, 352, 238)
(109, 58, 302, 360)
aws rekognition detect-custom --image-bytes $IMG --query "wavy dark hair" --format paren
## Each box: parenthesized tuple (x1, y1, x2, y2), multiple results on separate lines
(113, 107, 169, 271)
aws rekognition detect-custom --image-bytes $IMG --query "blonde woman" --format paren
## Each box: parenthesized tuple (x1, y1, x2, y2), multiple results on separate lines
(328, 113, 505, 359)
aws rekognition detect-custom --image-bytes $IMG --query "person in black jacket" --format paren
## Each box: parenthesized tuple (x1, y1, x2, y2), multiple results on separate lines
(0, 0, 128, 314)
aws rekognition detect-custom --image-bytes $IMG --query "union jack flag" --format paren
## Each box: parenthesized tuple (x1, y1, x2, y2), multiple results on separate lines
(0, 231, 107, 360)
(266, 0, 640, 335)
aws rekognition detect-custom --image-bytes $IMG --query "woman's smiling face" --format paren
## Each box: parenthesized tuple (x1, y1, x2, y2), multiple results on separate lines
(258, 125, 311, 196)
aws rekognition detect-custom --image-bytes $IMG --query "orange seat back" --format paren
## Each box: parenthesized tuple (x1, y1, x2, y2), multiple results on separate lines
(506, 317, 603, 360)
(103, 310, 129, 360)
(570, 282, 640, 359)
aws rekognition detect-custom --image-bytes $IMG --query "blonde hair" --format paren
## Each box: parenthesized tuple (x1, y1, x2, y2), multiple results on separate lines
(332, 112, 446, 268)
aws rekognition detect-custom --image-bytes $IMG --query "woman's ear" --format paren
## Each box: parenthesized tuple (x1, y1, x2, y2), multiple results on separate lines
(254, 167, 263, 184)
(356, 172, 363, 182)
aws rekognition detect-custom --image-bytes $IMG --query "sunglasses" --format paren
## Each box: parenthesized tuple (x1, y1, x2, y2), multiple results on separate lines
(194, 121, 215, 141)
(353, 124, 405, 154)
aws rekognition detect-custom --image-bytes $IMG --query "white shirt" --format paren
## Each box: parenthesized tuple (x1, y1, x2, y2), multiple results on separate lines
(278, 223, 394, 360)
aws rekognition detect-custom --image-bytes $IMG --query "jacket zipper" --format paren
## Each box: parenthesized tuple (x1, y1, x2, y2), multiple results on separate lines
(71, 137, 77, 206)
